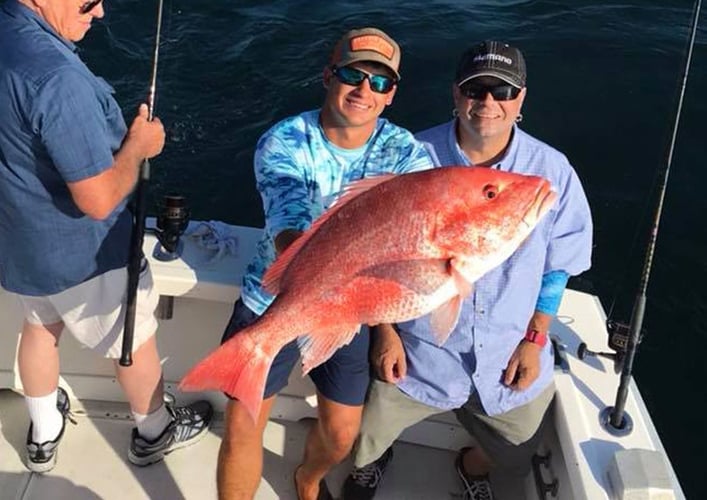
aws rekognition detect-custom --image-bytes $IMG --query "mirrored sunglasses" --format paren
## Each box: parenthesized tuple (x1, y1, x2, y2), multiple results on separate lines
(332, 66, 397, 94)
(79, 0, 102, 15)
(460, 81, 521, 101)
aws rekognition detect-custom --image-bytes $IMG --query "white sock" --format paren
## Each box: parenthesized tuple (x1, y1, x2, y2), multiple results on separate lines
(133, 403, 173, 441)
(25, 390, 63, 443)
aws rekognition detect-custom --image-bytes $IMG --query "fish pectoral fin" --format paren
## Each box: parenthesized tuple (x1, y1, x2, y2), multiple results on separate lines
(430, 295, 462, 346)
(449, 258, 475, 297)
(297, 325, 361, 374)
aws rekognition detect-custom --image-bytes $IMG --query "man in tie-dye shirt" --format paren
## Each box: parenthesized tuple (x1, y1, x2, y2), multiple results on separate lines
(217, 27, 433, 500)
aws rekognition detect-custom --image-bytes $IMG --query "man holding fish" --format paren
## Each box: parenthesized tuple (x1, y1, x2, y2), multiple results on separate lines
(341, 42, 593, 500)
(180, 37, 588, 499)
(203, 28, 434, 500)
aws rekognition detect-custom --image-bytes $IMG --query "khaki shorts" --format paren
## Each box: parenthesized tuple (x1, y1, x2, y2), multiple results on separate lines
(354, 379, 554, 475)
(15, 262, 159, 358)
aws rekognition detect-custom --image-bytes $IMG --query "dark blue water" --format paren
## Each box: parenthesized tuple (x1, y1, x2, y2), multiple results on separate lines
(81, 1, 706, 496)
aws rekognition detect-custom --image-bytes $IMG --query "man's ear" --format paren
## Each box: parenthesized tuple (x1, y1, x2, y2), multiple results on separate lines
(385, 85, 397, 106)
(322, 66, 333, 89)
(452, 83, 462, 100)
(518, 87, 528, 108)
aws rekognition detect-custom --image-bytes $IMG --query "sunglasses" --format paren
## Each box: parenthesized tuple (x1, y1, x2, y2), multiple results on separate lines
(79, 0, 102, 14)
(460, 81, 521, 101)
(331, 66, 397, 94)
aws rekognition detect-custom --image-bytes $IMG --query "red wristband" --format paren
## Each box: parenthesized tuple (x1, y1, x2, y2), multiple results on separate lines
(524, 329, 548, 347)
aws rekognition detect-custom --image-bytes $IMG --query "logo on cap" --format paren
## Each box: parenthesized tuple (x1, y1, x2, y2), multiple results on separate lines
(473, 53, 513, 65)
(350, 35, 395, 60)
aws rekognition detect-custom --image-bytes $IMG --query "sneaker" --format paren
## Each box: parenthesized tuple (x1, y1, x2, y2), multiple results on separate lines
(455, 447, 494, 500)
(341, 446, 394, 500)
(128, 399, 213, 466)
(26, 387, 74, 473)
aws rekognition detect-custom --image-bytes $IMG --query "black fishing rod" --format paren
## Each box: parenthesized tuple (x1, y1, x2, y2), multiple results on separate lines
(120, 0, 166, 367)
(604, 0, 702, 432)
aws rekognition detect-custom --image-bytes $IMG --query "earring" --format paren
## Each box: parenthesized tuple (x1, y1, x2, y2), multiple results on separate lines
(515, 113, 523, 123)
(452, 108, 459, 117)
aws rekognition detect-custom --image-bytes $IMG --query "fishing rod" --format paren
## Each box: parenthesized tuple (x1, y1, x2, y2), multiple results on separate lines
(120, 0, 166, 367)
(601, 0, 702, 433)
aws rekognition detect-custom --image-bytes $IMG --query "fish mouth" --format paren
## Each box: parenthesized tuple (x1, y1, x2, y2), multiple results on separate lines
(522, 182, 557, 227)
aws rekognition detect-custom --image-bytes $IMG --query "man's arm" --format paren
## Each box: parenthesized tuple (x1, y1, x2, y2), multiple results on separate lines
(67, 104, 165, 220)
(504, 161, 593, 391)
(504, 270, 569, 390)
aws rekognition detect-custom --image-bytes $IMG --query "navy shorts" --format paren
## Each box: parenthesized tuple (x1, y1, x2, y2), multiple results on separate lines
(221, 298, 371, 406)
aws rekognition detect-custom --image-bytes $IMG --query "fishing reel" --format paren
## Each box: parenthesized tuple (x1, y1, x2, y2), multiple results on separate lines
(577, 319, 641, 374)
(153, 194, 190, 261)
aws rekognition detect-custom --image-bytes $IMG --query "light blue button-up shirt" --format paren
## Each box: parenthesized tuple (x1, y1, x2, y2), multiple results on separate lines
(396, 120, 593, 415)
(240, 110, 434, 315)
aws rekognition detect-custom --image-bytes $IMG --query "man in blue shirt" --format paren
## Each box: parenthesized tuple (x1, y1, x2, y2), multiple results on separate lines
(342, 41, 592, 500)
(0, 0, 212, 473)
(217, 28, 433, 500)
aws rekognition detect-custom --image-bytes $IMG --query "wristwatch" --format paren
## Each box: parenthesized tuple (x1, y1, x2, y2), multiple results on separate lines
(524, 328, 548, 347)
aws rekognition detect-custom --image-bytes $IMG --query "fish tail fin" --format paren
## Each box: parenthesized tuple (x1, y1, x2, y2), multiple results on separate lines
(179, 332, 274, 422)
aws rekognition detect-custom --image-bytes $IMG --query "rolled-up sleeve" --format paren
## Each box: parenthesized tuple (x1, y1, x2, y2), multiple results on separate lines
(32, 68, 117, 182)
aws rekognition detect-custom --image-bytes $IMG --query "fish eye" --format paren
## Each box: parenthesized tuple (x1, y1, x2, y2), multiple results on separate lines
(482, 184, 498, 200)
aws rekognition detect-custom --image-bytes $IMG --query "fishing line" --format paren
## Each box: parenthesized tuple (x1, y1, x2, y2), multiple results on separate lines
(120, 0, 167, 366)
(607, 0, 702, 431)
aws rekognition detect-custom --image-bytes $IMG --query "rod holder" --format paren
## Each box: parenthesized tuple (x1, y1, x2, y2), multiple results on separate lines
(600, 406, 634, 437)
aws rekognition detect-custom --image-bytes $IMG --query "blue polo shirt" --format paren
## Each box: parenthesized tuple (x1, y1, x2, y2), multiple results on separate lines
(396, 120, 593, 415)
(240, 110, 434, 315)
(0, 0, 131, 295)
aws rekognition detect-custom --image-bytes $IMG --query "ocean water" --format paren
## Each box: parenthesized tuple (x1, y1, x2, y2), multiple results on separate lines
(79, 0, 705, 496)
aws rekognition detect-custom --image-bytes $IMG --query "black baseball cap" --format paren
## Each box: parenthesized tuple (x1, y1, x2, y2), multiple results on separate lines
(456, 41, 527, 88)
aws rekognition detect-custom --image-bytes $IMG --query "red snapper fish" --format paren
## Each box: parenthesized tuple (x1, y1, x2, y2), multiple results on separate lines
(180, 166, 557, 420)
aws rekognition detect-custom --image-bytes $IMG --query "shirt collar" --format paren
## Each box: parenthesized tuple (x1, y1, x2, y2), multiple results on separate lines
(3, 0, 77, 52)
(448, 119, 520, 171)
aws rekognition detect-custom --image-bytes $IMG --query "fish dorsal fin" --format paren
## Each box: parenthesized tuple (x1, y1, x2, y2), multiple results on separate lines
(262, 174, 397, 295)
(297, 324, 361, 375)
(330, 174, 396, 207)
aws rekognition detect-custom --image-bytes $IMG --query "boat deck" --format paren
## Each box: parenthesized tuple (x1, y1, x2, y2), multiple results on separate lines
(0, 390, 497, 500)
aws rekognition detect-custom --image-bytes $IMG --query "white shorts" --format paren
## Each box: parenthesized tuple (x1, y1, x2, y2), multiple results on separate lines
(15, 261, 159, 358)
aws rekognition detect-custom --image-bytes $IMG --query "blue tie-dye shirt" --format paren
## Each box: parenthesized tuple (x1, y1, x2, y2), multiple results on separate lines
(240, 109, 434, 315)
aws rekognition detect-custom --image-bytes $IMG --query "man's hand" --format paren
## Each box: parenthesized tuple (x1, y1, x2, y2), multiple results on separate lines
(371, 324, 406, 383)
(503, 339, 542, 391)
(125, 103, 165, 160)
(503, 311, 552, 390)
